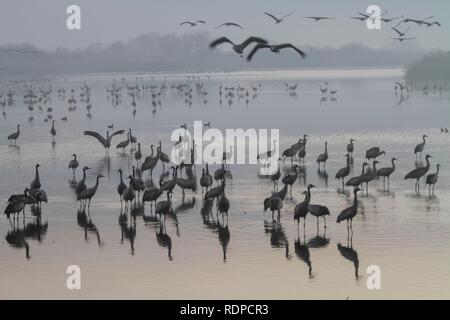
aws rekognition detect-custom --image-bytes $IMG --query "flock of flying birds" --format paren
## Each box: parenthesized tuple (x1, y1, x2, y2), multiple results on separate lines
(180, 10, 442, 61)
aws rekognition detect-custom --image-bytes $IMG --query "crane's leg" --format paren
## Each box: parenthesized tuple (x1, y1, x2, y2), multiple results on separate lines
(323, 216, 327, 229)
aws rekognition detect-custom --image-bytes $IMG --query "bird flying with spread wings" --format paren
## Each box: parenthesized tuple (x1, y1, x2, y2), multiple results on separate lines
(247, 43, 306, 62)
(264, 12, 292, 24)
(209, 36, 268, 57)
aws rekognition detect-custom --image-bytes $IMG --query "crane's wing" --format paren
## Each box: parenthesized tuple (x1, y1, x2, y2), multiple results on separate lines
(109, 130, 126, 140)
(246, 43, 271, 61)
(358, 12, 370, 18)
(275, 43, 306, 58)
(395, 82, 403, 87)
(84, 131, 107, 145)
(180, 21, 193, 26)
(281, 13, 292, 19)
(241, 37, 268, 50)
(392, 27, 403, 36)
(433, 21, 441, 27)
(228, 22, 243, 28)
(215, 23, 226, 29)
(209, 37, 233, 48)
(196, 20, 206, 24)
(264, 12, 279, 21)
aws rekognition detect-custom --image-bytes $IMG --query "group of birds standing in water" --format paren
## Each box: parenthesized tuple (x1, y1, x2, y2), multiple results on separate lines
(5, 119, 441, 234)
(261, 133, 440, 233)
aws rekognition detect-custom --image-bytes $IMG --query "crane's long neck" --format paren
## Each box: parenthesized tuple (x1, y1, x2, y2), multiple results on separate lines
(372, 162, 377, 171)
(423, 136, 426, 144)
(361, 165, 366, 175)
(206, 164, 209, 174)
(119, 170, 123, 182)
(325, 143, 328, 154)
(436, 166, 440, 175)
(353, 192, 359, 206)
(305, 192, 311, 204)
(391, 160, 396, 169)
(346, 157, 350, 168)
(425, 157, 431, 170)
(35, 166, 40, 180)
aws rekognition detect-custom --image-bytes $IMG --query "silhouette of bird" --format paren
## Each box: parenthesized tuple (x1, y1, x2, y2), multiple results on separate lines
(68, 154, 79, 179)
(303, 16, 335, 22)
(76, 166, 90, 196)
(365, 147, 385, 161)
(335, 154, 351, 188)
(180, 20, 206, 27)
(77, 174, 104, 209)
(414, 134, 427, 159)
(294, 184, 315, 228)
(377, 158, 397, 189)
(405, 154, 432, 193)
(209, 37, 268, 57)
(264, 12, 292, 24)
(336, 187, 361, 230)
(155, 192, 173, 223)
(247, 43, 306, 61)
(215, 22, 243, 29)
(347, 138, 355, 156)
(7, 124, 20, 144)
(425, 163, 440, 195)
(143, 187, 164, 211)
(346, 162, 368, 188)
(30, 164, 41, 190)
(316, 141, 328, 169)
(392, 26, 411, 37)
(84, 130, 125, 153)
(117, 169, 127, 204)
(200, 165, 213, 193)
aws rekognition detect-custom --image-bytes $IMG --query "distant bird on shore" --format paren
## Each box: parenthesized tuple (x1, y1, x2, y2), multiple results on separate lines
(247, 43, 306, 61)
(215, 22, 243, 29)
(7, 124, 20, 144)
(210, 37, 268, 57)
(264, 12, 292, 24)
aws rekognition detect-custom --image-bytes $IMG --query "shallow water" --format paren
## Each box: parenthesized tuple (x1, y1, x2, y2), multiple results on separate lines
(0, 69, 449, 299)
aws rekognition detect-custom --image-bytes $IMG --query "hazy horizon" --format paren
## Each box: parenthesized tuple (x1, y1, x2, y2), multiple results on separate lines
(0, 0, 449, 51)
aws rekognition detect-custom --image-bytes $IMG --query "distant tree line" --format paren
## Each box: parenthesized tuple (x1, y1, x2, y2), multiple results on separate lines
(0, 32, 427, 77)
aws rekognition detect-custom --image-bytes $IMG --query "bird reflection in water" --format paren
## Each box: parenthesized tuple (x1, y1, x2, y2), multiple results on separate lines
(119, 210, 136, 255)
(337, 235, 359, 280)
(217, 216, 230, 263)
(317, 168, 328, 188)
(77, 209, 102, 246)
(156, 224, 173, 261)
(294, 234, 312, 278)
(5, 218, 31, 259)
(264, 221, 291, 260)
(307, 227, 330, 249)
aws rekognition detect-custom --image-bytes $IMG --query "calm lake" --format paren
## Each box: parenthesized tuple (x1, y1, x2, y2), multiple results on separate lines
(0, 68, 449, 299)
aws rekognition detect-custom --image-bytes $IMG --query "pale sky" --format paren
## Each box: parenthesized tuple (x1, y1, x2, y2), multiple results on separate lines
(0, 0, 449, 50)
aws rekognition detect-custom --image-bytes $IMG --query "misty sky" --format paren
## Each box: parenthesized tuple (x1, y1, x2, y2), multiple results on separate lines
(1, 0, 449, 50)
